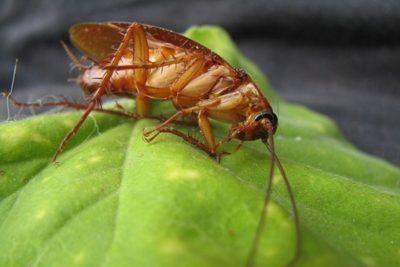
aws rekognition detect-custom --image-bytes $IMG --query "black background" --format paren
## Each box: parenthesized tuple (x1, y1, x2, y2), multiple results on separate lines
(0, 0, 399, 165)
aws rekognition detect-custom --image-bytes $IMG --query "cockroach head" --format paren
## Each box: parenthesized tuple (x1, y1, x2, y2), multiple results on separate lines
(232, 111, 278, 141)
(254, 111, 278, 134)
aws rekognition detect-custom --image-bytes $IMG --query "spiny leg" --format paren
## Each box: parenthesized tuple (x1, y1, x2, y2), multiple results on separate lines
(136, 94, 150, 117)
(52, 22, 148, 162)
(198, 114, 244, 162)
(130, 23, 151, 118)
(122, 24, 204, 116)
(171, 57, 205, 106)
(1, 92, 136, 118)
(143, 107, 197, 138)
(142, 55, 208, 140)
(143, 128, 210, 155)
(4, 92, 201, 128)
(143, 106, 235, 161)
(144, 126, 232, 162)
(120, 23, 176, 117)
(214, 131, 244, 159)
(197, 110, 216, 155)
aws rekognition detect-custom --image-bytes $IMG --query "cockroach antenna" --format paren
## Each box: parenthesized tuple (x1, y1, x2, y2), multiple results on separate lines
(268, 145, 302, 265)
(60, 41, 88, 71)
(245, 136, 276, 267)
(3, 58, 19, 122)
(246, 134, 301, 267)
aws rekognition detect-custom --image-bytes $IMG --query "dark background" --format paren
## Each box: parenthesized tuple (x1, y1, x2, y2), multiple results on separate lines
(0, 0, 399, 166)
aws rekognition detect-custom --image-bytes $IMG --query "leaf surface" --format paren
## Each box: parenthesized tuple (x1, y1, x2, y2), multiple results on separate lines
(0, 26, 399, 267)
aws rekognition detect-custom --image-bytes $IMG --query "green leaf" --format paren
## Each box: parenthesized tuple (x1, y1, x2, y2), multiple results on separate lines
(0, 26, 399, 267)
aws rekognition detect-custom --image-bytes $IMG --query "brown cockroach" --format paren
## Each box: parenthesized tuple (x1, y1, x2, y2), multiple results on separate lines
(4, 22, 300, 266)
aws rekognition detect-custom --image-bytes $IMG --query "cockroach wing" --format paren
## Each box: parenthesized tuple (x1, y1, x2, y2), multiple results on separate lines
(69, 22, 224, 64)
(69, 23, 125, 62)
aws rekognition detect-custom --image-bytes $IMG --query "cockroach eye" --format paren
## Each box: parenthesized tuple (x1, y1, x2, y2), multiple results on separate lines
(255, 111, 278, 131)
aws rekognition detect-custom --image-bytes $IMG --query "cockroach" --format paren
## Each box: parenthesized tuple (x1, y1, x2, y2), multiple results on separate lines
(3, 22, 301, 266)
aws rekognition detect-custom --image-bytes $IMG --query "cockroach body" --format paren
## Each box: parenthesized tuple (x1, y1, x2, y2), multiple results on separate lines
(72, 22, 278, 156)
(4, 22, 300, 266)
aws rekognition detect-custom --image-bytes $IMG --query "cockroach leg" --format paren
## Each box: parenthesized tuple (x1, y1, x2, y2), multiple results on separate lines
(113, 100, 127, 111)
(170, 57, 206, 105)
(144, 109, 232, 160)
(144, 127, 231, 161)
(143, 127, 211, 155)
(174, 114, 198, 127)
(51, 100, 97, 163)
(135, 93, 150, 117)
(52, 22, 149, 162)
(3, 91, 200, 126)
(216, 133, 244, 153)
(143, 107, 197, 137)
(1, 92, 136, 118)
(150, 112, 197, 126)
(197, 110, 216, 154)
(215, 151, 231, 163)
(131, 23, 149, 98)
(142, 85, 171, 99)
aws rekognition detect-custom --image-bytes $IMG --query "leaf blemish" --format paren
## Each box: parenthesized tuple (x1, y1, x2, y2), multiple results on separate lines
(89, 155, 103, 163)
(1, 127, 29, 148)
(64, 119, 75, 128)
(73, 252, 86, 263)
(167, 168, 200, 181)
(160, 238, 186, 255)
(31, 132, 50, 144)
(35, 209, 48, 220)
(361, 256, 376, 267)
(74, 164, 84, 170)
(165, 161, 201, 181)
(262, 247, 278, 259)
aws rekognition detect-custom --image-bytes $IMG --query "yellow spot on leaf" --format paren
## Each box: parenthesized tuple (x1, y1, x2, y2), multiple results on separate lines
(165, 161, 201, 181)
(74, 164, 84, 170)
(41, 176, 51, 183)
(31, 132, 50, 144)
(64, 119, 76, 128)
(294, 136, 302, 142)
(89, 155, 102, 163)
(167, 168, 200, 181)
(263, 247, 278, 259)
(160, 238, 186, 255)
(361, 256, 376, 267)
(0, 126, 29, 149)
(272, 172, 282, 185)
(73, 252, 85, 263)
(267, 203, 279, 217)
(35, 209, 48, 220)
